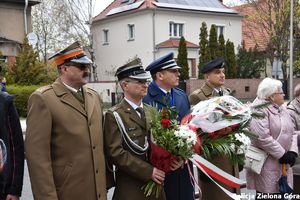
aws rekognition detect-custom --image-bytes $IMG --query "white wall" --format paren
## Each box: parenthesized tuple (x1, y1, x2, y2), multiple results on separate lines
(92, 8, 242, 102)
(92, 10, 154, 83)
(87, 82, 119, 103)
(154, 10, 242, 52)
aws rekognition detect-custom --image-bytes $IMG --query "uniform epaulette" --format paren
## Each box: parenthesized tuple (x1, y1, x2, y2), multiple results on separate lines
(86, 87, 98, 93)
(36, 85, 52, 93)
(108, 104, 121, 112)
(193, 88, 202, 94)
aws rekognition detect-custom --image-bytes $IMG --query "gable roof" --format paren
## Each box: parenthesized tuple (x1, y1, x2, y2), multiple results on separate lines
(233, 3, 268, 51)
(156, 38, 199, 49)
(93, 0, 240, 22)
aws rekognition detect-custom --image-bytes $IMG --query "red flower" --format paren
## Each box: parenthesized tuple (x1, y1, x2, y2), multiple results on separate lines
(161, 118, 171, 128)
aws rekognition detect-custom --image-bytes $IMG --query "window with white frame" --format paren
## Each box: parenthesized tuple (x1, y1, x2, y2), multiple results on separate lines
(169, 22, 184, 38)
(103, 29, 109, 45)
(215, 25, 225, 37)
(128, 24, 135, 41)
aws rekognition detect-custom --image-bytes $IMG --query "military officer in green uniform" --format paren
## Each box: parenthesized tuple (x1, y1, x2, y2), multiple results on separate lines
(189, 57, 230, 106)
(189, 57, 239, 200)
(103, 59, 166, 200)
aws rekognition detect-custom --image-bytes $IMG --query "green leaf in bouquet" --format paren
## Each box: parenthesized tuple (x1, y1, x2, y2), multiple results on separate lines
(223, 114, 247, 121)
(238, 129, 258, 140)
(251, 101, 271, 110)
(200, 135, 234, 160)
(142, 181, 155, 197)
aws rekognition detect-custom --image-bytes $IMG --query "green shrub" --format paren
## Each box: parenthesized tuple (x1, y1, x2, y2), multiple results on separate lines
(7, 85, 43, 117)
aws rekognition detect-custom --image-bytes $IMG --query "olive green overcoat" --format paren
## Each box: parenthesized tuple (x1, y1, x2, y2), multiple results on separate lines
(25, 78, 107, 200)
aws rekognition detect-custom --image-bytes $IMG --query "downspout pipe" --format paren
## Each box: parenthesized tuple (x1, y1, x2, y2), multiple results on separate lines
(152, 9, 156, 60)
(24, 0, 28, 35)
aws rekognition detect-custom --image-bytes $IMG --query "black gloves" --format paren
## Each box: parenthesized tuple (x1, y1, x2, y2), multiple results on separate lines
(279, 151, 298, 166)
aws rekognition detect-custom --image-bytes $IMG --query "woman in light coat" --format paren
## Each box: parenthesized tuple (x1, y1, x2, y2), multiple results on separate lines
(246, 78, 298, 199)
(287, 83, 300, 194)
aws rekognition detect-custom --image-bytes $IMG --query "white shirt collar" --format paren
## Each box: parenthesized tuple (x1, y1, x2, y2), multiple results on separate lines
(124, 98, 143, 110)
(158, 86, 170, 95)
(62, 81, 80, 93)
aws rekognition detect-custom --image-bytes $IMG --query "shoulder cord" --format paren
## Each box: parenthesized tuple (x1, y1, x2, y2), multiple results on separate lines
(113, 111, 149, 155)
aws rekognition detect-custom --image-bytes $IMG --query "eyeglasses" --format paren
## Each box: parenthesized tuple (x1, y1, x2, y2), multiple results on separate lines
(65, 63, 90, 71)
(125, 79, 150, 85)
(273, 92, 285, 96)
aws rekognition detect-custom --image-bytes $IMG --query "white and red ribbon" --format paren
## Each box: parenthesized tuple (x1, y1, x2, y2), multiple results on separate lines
(189, 154, 245, 200)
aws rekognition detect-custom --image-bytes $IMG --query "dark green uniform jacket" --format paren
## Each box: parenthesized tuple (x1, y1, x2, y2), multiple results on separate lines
(189, 82, 230, 106)
(104, 99, 166, 200)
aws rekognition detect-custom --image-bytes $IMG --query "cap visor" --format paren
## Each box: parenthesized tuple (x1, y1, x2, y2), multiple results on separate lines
(70, 56, 92, 64)
(166, 65, 181, 70)
(129, 72, 151, 80)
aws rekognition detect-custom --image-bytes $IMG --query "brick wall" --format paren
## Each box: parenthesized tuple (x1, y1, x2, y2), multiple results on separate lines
(7, 56, 16, 68)
(187, 78, 300, 100)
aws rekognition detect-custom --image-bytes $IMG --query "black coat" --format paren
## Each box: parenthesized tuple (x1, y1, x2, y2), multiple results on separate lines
(0, 92, 24, 197)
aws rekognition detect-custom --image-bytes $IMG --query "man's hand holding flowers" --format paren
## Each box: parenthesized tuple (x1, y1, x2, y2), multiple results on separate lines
(170, 159, 184, 171)
(152, 167, 165, 185)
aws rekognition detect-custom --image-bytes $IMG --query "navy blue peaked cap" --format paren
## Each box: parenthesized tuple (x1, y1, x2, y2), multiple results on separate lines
(201, 57, 225, 74)
(146, 52, 181, 73)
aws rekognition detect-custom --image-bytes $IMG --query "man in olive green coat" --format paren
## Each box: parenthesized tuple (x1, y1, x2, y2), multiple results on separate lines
(189, 57, 239, 200)
(25, 42, 107, 200)
(104, 60, 169, 200)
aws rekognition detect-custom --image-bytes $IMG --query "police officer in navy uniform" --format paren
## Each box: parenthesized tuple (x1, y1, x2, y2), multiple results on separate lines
(189, 57, 239, 200)
(189, 57, 231, 106)
(143, 53, 194, 200)
(103, 59, 168, 200)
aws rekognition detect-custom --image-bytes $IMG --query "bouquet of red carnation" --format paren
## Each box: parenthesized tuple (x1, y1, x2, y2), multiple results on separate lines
(143, 107, 199, 198)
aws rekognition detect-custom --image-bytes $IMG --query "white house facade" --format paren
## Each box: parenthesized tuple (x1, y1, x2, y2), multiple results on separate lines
(91, 0, 243, 103)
